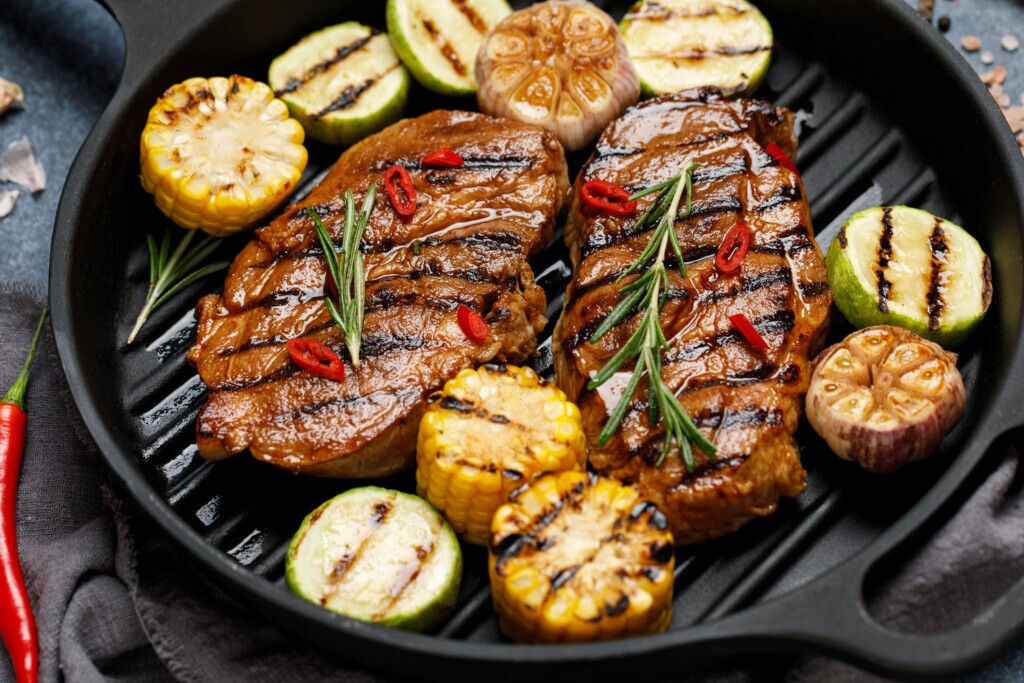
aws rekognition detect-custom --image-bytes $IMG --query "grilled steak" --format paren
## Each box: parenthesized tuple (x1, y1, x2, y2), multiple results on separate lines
(188, 110, 569, 477)
(553, 89, 830, 544)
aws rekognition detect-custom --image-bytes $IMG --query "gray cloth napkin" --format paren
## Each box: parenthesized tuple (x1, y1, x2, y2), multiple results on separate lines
(0, 279, 1021, 683)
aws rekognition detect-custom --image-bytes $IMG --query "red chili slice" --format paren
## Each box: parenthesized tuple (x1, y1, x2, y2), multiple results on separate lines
(765, 142, 799, 176)
(729, 313, 770, 350)
(385, 164, 417, 218)
(715, 222, 753, 274)
(580, 179, 637, 216)
(286, 338, 346, 381)
(457, 304, 489, 341)
(422, 148, 464, 168)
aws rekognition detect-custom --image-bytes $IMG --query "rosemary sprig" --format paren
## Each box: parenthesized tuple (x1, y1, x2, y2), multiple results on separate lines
(308, 184, 376, 366)
(127, 228, 229, 345)
(587, 165, 717, 470)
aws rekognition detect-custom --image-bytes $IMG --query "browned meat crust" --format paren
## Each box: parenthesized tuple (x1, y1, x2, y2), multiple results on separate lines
(188, 110, 569, 477)
(553, 89, 830, 544)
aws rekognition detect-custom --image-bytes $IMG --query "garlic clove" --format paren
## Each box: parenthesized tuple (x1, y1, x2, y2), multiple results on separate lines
(806, 325, 965, 473)
(0, 77, 24, 117)
(0, 136, 46, 193)
(0, 189, 18, 219)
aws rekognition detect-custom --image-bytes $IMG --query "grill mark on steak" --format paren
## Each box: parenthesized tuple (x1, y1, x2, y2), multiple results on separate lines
(578, 191, 802, 260)
(283, 387, 422, 422)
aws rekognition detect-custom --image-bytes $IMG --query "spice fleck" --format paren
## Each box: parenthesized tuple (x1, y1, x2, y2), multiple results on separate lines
(961, 35, 982, 52)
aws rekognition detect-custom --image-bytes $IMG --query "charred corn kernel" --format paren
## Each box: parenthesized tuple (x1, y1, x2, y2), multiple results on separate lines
(416, 363, 586, 545)
(140, 75, 307, 237)
(488, 471, 675, 644)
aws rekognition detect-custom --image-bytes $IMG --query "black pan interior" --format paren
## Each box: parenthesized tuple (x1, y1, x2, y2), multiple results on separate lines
(50, 0, 1024, 680)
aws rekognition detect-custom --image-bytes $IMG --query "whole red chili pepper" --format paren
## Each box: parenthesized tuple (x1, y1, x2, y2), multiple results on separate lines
(715, 222, 753, 274)
(456, 304, 489, 341)
(422, 148, 464, 168)
(385, 164, 417, 218)
(765, 142, 800, 177)
(1, 307, 46, 683)
(579, 179, 637, 216)
(286, 338, 346, 381)
(729, 313, 770, 350)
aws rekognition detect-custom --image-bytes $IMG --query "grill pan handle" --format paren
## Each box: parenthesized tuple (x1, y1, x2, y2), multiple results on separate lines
(94, 0, 225, 91)
(710, 420, 1024, 679)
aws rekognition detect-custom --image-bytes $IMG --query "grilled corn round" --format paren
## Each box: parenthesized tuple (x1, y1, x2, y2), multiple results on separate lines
(489, 471, 675, 643)
(416, 363, 586, 546)
(140, 75, 308, 236)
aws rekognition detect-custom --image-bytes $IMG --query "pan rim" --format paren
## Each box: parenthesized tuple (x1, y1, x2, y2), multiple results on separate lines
(48, 0, 1024, 671)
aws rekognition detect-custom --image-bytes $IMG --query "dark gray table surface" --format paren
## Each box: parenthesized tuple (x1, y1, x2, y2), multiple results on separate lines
(2, 0, 1023, 680)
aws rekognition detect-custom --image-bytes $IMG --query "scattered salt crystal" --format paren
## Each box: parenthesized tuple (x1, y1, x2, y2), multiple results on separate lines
(981, 51, 994, 65)
(0, 136, 46, 193)
(961, 35, 982, 52)
(1002, 34, 1020, 52)
(0, 78, 23, 117)
(0, 189, 17, 219)
(998, 93, 1012, 108)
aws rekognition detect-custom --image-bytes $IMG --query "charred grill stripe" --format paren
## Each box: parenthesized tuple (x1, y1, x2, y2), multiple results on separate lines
(311, 67, 399, 120)
(927, 219, 948, 330)
(638, 45, 772, 60)
(564, 267, 791, 352)
(209, 335, 430, 391)
(605, 594, 630, 617)
(798, 280, 830, 298)
(439, 396, 475, 413)
(592, 130, 740, 161)
(876, 207, 895, 313)
(318, 497, 392, 603)
(451, 0, 489, 33)
(661, 309, 795, 364)
(837, 225, 848, 249)
(754, 185, 802, 213)
(422, 19, 468, 76)
(577, 190, 801, 261)
(624, 406, 784, 464)
(549, 565, 581, 592)
(625, 5, 749, 20)
(369, 156, 533, 172)
(374, 537, 437, 619)
(285, 387, 421, 422)
(493, 483, 589, 573)
(275, 31, 378, 96)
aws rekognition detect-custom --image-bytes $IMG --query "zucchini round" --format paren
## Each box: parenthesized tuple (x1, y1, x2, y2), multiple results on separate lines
(826, 206, 993, 348)
(286, 487, 462, 632)
(268, 23, 409, 145)
(619, 0, 773, 97)
(387, 0, 512, 96)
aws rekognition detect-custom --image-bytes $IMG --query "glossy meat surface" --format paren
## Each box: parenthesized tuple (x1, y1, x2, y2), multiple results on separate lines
(188, 110, 569, 477)
(553, 89, 830, 543)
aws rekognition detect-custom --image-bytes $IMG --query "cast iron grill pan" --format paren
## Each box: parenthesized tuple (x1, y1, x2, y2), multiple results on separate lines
(50, 0, 1024, 680)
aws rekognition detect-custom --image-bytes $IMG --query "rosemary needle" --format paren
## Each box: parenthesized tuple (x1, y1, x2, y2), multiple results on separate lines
(308, 184, 376, 366)
(587, 165, 716, 471)
(127, 228, 228, 345)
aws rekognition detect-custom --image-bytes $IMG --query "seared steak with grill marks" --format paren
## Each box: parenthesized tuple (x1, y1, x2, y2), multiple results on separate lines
(553, 89, 830, 544)
(188, 110, 569, 477)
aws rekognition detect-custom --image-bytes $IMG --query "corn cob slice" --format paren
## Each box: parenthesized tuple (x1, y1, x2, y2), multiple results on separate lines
(489, 471, 675, 643)
(416, 363, 586, 546)
(140, 75, 307, 237)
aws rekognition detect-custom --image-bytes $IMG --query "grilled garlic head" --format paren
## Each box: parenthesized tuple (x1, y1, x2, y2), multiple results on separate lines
(475, 0, 640, 151)
(806, 325, 965, 473)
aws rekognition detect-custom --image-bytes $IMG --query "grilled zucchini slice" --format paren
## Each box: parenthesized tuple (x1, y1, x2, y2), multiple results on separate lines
(619, 0, 773, 97)
(286, 487, 461, 632)
(387, 0, 512, 96)
(268, 23, 409, 145)
(489, 471, 675, 643)
(827, 206, 993, 348)
(139, 75, 307, 236)
(417, 364, 586, 546)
